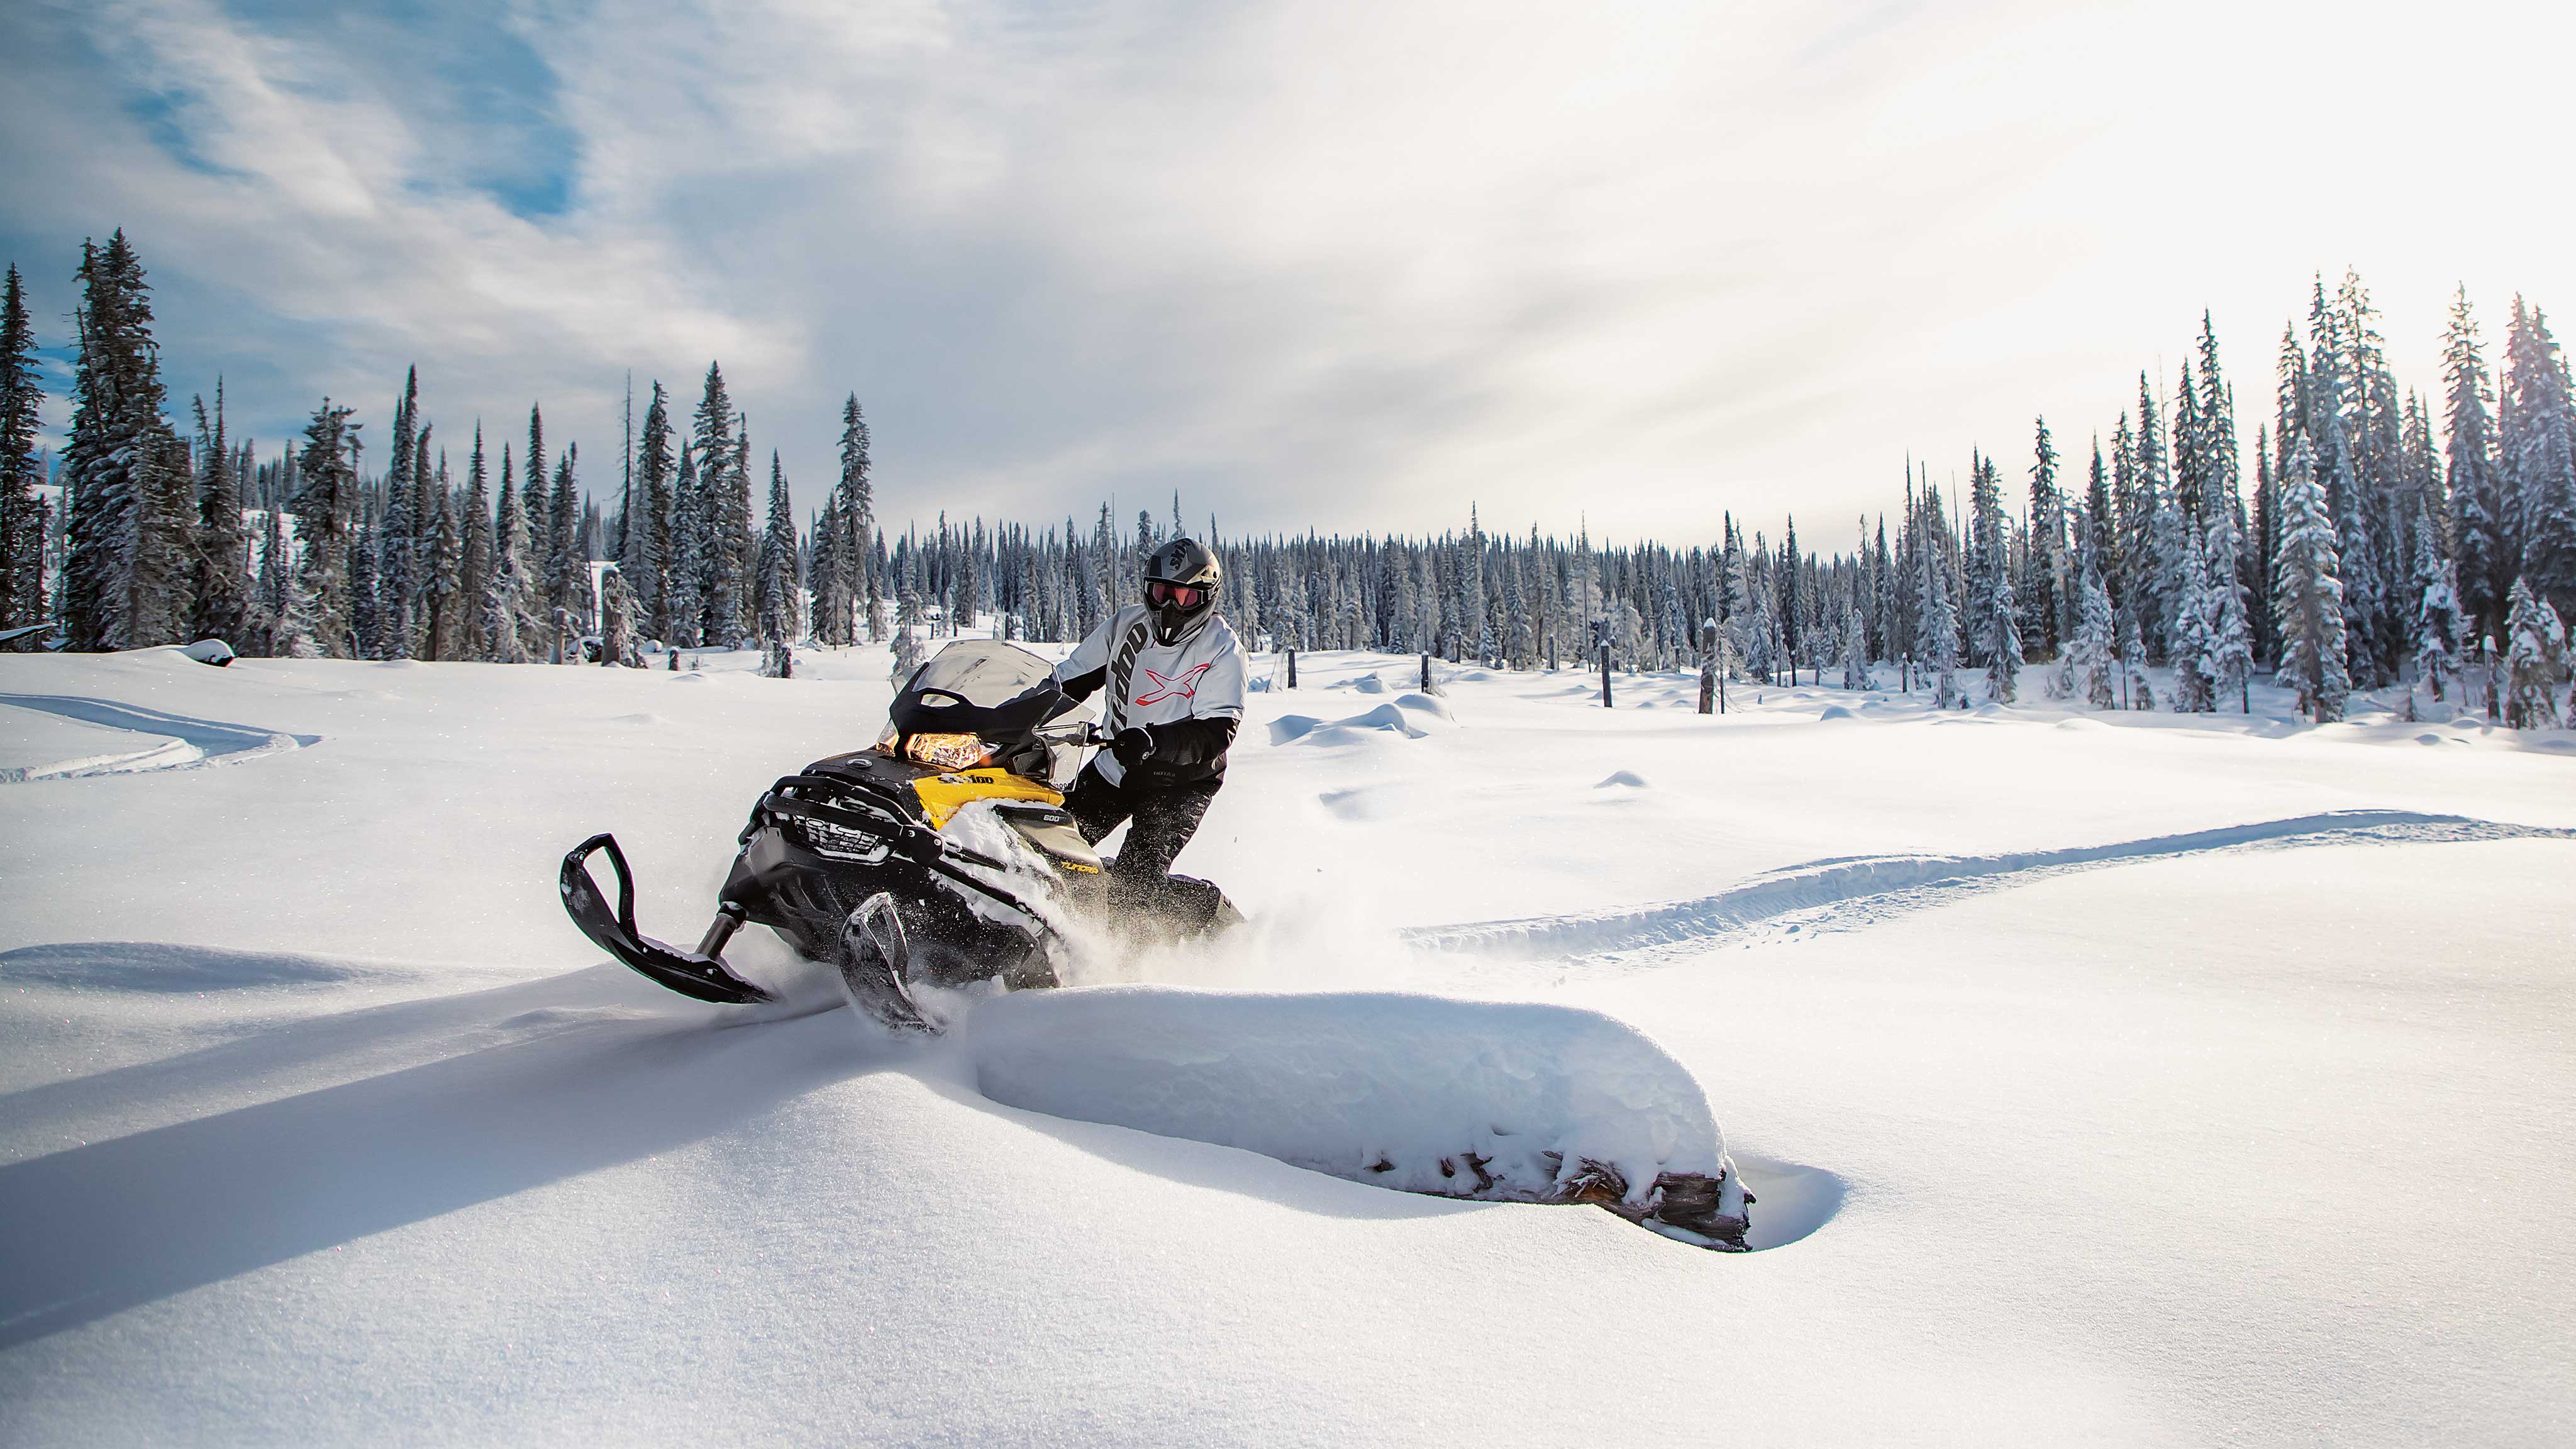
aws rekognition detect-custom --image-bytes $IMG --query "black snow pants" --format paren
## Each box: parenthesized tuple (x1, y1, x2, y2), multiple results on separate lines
(1061, 761, 1225, 926)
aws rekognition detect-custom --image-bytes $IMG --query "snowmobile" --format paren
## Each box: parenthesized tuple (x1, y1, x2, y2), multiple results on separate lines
(558, 638, 1241, 1030)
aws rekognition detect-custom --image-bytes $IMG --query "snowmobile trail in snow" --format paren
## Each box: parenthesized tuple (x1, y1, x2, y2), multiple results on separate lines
(0, 694, 317, 780)
(1407, 809, 2576, 965)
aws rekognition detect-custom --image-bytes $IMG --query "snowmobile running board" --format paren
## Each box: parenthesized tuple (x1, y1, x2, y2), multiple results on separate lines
(559, 833, 777, 1005)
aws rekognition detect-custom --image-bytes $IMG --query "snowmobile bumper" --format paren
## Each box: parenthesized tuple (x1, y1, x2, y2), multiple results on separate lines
(559, 833, 778, 1005)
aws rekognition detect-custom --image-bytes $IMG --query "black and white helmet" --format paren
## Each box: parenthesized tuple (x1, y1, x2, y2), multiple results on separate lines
(1141, 537, 1222, 646)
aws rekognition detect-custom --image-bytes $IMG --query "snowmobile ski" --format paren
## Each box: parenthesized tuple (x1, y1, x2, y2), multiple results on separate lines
(560, 833, 777, 1004)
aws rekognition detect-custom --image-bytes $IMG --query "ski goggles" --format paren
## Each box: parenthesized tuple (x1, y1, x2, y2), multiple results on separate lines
(1145, 580, 1206, 610)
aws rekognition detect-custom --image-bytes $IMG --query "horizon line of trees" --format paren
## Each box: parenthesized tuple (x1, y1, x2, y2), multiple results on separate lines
(1, 231, 2571, 727)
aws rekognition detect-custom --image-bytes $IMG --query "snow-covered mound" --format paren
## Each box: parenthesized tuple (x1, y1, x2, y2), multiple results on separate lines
(1269, 701, 1430, 744)
(960, 985, 1726, 1207)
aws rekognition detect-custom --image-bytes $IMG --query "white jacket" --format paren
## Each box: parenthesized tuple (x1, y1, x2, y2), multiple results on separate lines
(1053, 604, 1246, 786)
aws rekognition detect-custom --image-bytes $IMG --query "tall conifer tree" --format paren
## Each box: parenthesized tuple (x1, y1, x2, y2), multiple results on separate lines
(189, 383, 250, 644)
(630, 382, 671, 640)
(0, 264, 48, 641)
(2501, 299, 2576, 618)
(2272, 430, 2351, 721)
(291, 399, 362, 656)
(64, 231, 191, 649)
(459, 426, 494, 660)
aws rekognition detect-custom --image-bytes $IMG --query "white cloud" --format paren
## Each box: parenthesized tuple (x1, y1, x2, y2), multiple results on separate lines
(4, 0, 2572, 540)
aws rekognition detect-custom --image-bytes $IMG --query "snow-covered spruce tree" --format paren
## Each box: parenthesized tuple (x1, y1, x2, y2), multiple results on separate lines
(1777, 514, 1801, 678)
(0, 265, 42, 635)
(599, 565, 636, 669)
(1984, 538, 2021, 703)
(485, 445, 541, 663)
(418, 460, 460, 660)
(2339, 271, 2411, 680)
(547, 445, 588, 658)
(808, 496, 846, 645)
(378, 367, 419, 659)
(245, 496, 288, 656)
(2118, 609, 2155, 711)
(628, 382, 671, 643)
(2444, 289, 2509, 639)
(291, 398, 361, 656)
(2132, 379, 2181, 660)
(2025, 418, 2065, 657)
(2412, 513, 2468, 706)
(350, 514, 382, 658)
(1918, 523, 1960, 708)
(458, 428, 493, 660)
(2501, 300, 2576, 621)
(1963, 455, 1998, 670)
(754, 450, 797, 645)
(2309, 295, 2383, 689)
(2147, 443, 2196, 678)
(0, 264, 43, 643)
(2270, 431, 2350, 722)
(130, 423, 197, 648)
(1841, 599, 1868, 689)
(838, 395, 879, 641)
(189, 384, 249, 645)
(2249, 431, 2277, 667)
(2501, 577, 2567, 728)
(2192, 320, 2253, 710)
(889, 582, 924, 682)
(64, 232, 192, 650)
(693, 374, 747, 647)
(2167, 535, 2216, 713)
(265, 507, 322, 658)
(665, 441, 704, 648)
(2199, 536, 2254, 713)
(2071, 549, 2117, 709)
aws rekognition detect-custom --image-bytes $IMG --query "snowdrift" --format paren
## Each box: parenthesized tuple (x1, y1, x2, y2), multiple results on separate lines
(958, 985, 1746, 1240)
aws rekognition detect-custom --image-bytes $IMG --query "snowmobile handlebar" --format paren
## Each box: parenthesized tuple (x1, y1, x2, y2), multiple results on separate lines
(1034, 719, 1114, 748)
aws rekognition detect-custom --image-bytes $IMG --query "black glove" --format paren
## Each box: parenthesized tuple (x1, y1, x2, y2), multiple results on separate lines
(1111, 726, 1156, 770)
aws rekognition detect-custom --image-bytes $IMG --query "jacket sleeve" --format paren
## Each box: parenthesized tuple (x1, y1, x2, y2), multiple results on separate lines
(1150, 714, 1238, 769)
(1056, 664, 1108, 703)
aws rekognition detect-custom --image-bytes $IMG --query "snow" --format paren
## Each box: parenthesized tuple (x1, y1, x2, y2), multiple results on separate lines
(0, 702, 194, 779)
(2, 642, 2573, 1445)
(959, 985, 1726, 1206)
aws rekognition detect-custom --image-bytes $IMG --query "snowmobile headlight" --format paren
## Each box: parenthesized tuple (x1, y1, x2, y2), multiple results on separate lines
(904, 732, 992, 771)
(799, 818, 891, 863)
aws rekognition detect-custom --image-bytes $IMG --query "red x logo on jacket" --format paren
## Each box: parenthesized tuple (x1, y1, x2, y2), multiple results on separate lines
(1134, 663, 1212, 706)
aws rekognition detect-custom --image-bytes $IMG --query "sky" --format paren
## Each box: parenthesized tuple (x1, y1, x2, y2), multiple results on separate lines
(3, 0, 2572, 547)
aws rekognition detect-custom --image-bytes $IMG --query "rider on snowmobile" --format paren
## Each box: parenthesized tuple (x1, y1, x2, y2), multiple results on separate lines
(1051, 537, 1244, 924)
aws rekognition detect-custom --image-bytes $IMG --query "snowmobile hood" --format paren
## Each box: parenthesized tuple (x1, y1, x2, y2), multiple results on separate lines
(910, 768, 1065, 831)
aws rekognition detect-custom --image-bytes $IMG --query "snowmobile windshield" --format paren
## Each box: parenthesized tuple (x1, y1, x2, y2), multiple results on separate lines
(888, 641, 1081, 750)
(906, 641, 1058, 708)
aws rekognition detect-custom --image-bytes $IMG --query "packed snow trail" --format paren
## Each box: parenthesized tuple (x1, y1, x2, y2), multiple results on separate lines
(0, 694, 314, 780)
(1407, 809, 2576, 962)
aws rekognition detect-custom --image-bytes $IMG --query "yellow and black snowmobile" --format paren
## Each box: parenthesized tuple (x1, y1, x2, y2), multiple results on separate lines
(559, 640, 1238, 1030)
